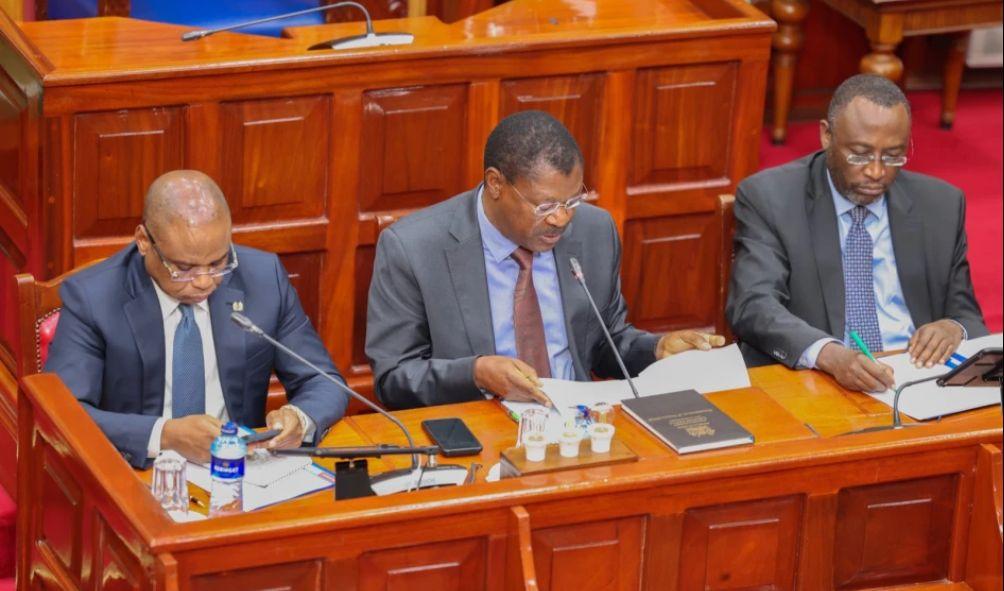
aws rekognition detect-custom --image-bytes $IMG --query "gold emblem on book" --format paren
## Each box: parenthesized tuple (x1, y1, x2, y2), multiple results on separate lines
(684, 424, 715, 437)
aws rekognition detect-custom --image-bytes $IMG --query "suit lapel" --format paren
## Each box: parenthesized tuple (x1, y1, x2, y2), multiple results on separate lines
(123, 253, 166, 416)
(552, 237, 590, 380)
(209, 280, 247, 422)
(807, 154, 846, 337)
(445, 190, 496, 356)
(887, 182, 931, 327)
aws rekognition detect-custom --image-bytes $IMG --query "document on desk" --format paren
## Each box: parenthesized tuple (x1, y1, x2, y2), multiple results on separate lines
(865, 333, 1003, 420)
(187, 459, 334, 512)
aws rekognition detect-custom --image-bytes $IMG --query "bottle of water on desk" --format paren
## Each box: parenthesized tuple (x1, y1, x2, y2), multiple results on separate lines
(209, 422, 245, 516)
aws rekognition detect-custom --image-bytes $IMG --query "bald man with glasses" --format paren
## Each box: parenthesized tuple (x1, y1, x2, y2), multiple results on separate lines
(45, 170, 349, 467)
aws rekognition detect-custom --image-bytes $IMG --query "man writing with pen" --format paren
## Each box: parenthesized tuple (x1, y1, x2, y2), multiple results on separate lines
(365, 110, 725, 410)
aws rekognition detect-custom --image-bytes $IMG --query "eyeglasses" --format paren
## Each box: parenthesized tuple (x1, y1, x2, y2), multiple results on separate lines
(844, 152, 908, 167)
(506, 177, 593, 218)
(142, 223, 239, 282)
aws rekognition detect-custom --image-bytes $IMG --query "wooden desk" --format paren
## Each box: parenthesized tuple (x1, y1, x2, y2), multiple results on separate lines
(18, 366, 1002, 591)
(769, 0, 1003, 142)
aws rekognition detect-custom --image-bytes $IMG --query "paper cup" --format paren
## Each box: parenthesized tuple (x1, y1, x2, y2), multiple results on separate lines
(559, 430, 581, 458)
(524, 433, 547, 462)
(587, 423, 615, 453)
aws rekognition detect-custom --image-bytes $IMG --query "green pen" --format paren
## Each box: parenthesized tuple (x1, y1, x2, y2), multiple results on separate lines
(849, 330, 879, 364)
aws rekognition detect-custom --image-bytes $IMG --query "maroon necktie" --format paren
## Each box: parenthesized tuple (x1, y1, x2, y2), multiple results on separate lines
(511, 247, 551, 378)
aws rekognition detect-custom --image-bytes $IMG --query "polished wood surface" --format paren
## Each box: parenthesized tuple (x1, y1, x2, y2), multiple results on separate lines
(0, 0, 775, 476)
(17, 364, 1003, 590)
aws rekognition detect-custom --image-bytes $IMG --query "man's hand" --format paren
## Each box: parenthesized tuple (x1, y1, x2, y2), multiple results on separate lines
(160, 415, 222, 464)
(908, 319, 964, 368)
(262, 406, 306, 450)
(817, 342, 895, 392)
(655, 330, 727, 359)
(474, 356, 552, 407)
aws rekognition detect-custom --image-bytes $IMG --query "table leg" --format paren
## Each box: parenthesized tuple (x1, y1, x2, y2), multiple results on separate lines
(770, 0, 809, 145)
(861, 18, 904, 82)
(941, 32, 970, 129)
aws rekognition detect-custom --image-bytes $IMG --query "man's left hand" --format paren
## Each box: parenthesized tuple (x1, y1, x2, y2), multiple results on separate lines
(259, 406, 306, 450)
(656, 331, 727, 359)
(908, 319, 964, 368)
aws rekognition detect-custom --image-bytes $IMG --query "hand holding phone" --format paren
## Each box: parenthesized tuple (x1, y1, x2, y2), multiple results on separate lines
(241, 429, 282, 445)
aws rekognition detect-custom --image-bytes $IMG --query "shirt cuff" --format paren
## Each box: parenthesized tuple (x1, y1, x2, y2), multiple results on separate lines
(948, 319, 968, 341)
(147, 417, 168, 459)
(284, 404, 316, 443)
(798, 338, 842, 369)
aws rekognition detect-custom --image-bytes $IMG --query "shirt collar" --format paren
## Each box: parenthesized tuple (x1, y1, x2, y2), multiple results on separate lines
(151, 279, 210, 321)
(476, 186, 522, 264)
(826, 169, 886, 221)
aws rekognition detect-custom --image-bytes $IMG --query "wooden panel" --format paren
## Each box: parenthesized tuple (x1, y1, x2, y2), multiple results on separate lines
(191, 559, 323, 591)
(531, 516, 643, 591)
(351, 243, 375, 372)
(37, 445, 84, 585)
(630, 63, 738, 192)
(357, 537, 487, 591)
(221, 96, 329, 224)
(620, 212, 720, 331)
(93, 514, 148, 591)
(73, 107, 184, 239)
(499, 73, 603, 186)
(278, 252, 322, 326)
(358, 85, 468, 214)
(834, 475, 958, 589)
(678, 495, 803, 591)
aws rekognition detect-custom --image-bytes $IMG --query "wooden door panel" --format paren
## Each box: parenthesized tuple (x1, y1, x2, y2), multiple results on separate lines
(620, 212, 720, 331)
(499, 73, 603, 186)
(531, 517, 644, 591)
(834, 475, 957, 589)
(357, 537, 487, 591)
(73, 107, 185, 239)
(221, 95, 329, 224)
(358, 85, 468, 214)
(278, 252, 323, 326)
(678, 495, 803, 591)
(191, 559, 323, 591)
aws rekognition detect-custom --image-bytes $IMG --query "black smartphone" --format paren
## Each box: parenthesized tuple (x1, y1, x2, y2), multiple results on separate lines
(241, 428, 282, 445)
(937, 348, 1003, 387)
(421, 418, 482, 457)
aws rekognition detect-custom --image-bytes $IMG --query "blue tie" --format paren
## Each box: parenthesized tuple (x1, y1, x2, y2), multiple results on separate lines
(844, 205, 883, 352)
(172, 304, 205, 418)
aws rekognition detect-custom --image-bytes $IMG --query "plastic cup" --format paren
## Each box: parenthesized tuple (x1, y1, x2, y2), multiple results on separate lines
(151, 450, 189, 515)
(559, 429, 581, 458)
(517, 408, 548, 447)
(589, 402, 614, 424)
(587, 423, 616, 454)
(524, 433, 547, 462)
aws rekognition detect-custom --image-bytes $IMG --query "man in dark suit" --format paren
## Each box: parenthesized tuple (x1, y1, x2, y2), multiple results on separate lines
(46, 170, 348, 467)
(727, 74, 987, 392)
(366, 111, 724, 410)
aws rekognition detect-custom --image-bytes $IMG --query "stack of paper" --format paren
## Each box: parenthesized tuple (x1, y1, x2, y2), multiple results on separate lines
(187, 453, 334, 512)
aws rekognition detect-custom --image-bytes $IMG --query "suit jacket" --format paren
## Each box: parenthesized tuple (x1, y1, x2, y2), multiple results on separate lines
(45, 244, 349, 467)
(726, 150, 988, 367)
(365, 187, 660, 409)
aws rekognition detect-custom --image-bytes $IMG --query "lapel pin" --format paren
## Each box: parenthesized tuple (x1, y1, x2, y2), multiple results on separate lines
(230, 301, 244, 312)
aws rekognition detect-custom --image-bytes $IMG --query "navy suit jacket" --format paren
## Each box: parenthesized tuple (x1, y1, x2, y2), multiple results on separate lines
(45, 244, 349, 467)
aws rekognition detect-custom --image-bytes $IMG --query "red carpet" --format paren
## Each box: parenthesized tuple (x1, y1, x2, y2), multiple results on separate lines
(760, 89, 1004, 333)
(0, 485, 13, 581)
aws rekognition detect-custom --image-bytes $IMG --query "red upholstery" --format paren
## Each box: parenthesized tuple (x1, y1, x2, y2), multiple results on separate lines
(37, 310, 60, 372)
(0, 485, 14, 579)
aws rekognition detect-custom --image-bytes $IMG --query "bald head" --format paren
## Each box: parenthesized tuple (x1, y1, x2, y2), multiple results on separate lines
(143, 170, 231, 237)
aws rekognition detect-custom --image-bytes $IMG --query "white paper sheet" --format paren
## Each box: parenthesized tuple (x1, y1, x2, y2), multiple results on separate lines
(865, 333, 1002, 420)
(187, 461, 334, 512)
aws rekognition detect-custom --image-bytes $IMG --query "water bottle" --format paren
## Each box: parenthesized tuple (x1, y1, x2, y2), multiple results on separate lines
(209, 422, 246, 516)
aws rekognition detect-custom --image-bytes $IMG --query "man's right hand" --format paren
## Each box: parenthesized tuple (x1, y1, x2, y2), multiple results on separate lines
(160, 415, 222, 464)
(816, 342, 895, 393)
(474, 356, 552, 407)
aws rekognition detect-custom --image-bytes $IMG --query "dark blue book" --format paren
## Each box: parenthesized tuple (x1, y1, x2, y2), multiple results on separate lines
(620, 389, 754, 454)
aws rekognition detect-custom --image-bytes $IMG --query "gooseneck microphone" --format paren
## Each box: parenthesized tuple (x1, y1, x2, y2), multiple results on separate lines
(569, 257, 641, 399)
(180, 1, 414, 50)
(891, 374, 947, 428)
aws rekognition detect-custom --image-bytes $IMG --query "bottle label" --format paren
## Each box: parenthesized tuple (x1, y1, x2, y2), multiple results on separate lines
(211, 456, 245, 479)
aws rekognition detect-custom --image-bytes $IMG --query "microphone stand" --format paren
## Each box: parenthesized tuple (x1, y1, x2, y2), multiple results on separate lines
(274, 445, 441, 500)
(231, 311, 467, 498)
(569, 257, 641, 399)
(845, 373, 947, 435)
(180, 1, 414, 50)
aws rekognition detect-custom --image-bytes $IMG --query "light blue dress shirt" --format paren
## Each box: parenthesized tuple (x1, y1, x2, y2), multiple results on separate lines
(476, 190, 575, 380)
(798, 172, 916, 368)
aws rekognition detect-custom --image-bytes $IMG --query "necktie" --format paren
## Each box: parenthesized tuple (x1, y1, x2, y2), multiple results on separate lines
(511, 247, 551, 378)
(172, 304, 206, 418)
(843, 206, 883, 352)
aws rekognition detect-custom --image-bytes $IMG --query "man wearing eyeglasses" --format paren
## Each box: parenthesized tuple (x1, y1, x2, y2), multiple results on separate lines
(45, 170, 348, 467)
(727, 74, 987, 392)
(366, 110, 724, 410)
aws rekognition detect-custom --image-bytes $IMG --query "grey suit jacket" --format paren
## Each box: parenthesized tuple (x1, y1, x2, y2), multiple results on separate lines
(726, 151, 988, 367)
(366, 188, 660, 409)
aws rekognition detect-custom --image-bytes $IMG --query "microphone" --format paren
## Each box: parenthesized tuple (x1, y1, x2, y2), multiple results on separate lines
(229, 311, 466, 495)
(568, 257, 641, 399)
(844, 372, 948, 435)
(180, 1, 414, 50)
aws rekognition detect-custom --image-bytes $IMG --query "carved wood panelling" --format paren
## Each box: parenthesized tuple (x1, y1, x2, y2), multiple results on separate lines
(37, 446, 84, 585)
(221, 96, 329, 224)
(531, 517, 644, 591)
(93, 514, 149, 591)
(352, 244, 375, 371)
(73, 108, 185, 239)
(278, 252, 322, 325)
(630, 63, 738, 192)
(678, 495, 803, 591)
(499, 73, 603, 186)
(191, 559, 323, 591)
(358, 85, 468, 214)
(357, 537, 486, 591)
(834, 475, 957, 589)
(620, 212, 720, 331)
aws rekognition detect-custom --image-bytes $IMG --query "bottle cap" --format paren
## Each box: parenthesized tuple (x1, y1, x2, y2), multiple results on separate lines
(220, 422, 238, 436)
